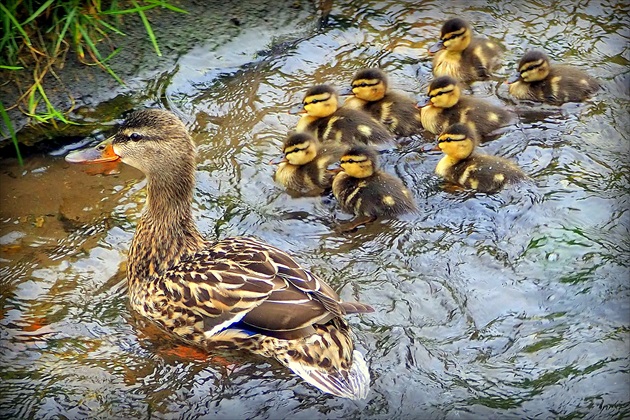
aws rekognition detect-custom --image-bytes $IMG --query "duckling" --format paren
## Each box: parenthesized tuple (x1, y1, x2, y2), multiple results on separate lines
(330, 144, 416, 229)
(434, 123, 527, 193)
(290, 84, 394, 145)
(271, 131, 344, 196)
(507, 50, 600, 104)
(65, 109, 374, 399)
(342, 68, 424, 137)
(418, 75, 515, 137)
(428, 17, 502, 83)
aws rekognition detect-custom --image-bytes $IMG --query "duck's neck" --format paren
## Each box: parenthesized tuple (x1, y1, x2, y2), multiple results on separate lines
(128, 164, 205, 283)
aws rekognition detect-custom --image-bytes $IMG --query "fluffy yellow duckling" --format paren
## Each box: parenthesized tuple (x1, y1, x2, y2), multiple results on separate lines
(428, 17, 502, 83)
(507, 50, 600, 104)
(435, 123, 527, 193)
(290, 84, 394, 145)
(271, 131, 344, 195)
(331, 144, 416, 229)
(342, 68, 424, 137)
(418, 75, 514, 136)
(65, 109, 373, 399)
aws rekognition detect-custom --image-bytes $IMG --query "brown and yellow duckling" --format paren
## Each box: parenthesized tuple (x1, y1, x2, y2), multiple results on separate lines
(330, 144, 416, 230)
(434, 123, 527, 193)
(418, 75, 515, 137)
(271, 131, 344, 196)
(507, 50, 600, 104)
(65, 109, 373, 399)
(342, 68, 424, 137)
(290, 84, 394, 145)
(428, 17, 502, 83)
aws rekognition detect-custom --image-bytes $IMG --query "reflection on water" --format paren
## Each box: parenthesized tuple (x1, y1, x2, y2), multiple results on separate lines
(1, 0, 629, 418)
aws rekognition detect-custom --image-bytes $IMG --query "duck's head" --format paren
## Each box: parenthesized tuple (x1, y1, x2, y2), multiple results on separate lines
(418, 75, 461, 108)
(346, 68, 388, 102)
(333, 144, 378, 179)
(274, 132, 319, 166)
(507, 50, 551, 84)
(66, 109, 196, 178)
(428, 18, 472, 54)
(436, 123, 477, 160)
(290, 84, 340, 118)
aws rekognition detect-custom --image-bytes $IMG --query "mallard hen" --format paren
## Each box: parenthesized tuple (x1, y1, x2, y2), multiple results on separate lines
(65, 109, 373, 399)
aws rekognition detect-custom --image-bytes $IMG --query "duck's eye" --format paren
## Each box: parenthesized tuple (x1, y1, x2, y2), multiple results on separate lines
(129, 132, 142, 141)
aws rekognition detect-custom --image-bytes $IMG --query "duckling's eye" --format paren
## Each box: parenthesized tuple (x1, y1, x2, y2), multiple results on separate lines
(309, 99, 320, 104)
(129, 132, 143, 142)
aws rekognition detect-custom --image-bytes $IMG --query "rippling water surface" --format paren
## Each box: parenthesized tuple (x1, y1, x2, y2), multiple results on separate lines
(1, 1, 629, 418)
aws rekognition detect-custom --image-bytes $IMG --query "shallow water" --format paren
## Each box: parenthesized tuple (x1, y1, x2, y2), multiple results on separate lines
(1, 1, 629, 418)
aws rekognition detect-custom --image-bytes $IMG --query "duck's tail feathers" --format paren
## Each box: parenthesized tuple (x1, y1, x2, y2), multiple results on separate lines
(341, 301, 375, 315)
(286, 350, 370, 400)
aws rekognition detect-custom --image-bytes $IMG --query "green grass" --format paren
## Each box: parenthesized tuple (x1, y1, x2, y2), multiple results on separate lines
(0, 0, 187, 165)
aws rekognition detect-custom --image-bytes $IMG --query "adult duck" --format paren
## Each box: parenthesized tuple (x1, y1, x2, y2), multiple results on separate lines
(65, 109, 373, 399)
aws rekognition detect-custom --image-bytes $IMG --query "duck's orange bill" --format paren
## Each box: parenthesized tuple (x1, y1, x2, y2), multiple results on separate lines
(65, 137, 121, 164)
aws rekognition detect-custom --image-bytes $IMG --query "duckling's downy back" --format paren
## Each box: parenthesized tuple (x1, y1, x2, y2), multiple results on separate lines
(507, 50, 600, 104)
(332, 144, 416, 217)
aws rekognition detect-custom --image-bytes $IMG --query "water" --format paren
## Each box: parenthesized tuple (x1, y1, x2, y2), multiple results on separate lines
(1, 1, 629, 418)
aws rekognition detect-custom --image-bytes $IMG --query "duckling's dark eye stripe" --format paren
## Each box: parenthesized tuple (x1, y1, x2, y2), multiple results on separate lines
(341, 158, 367, 164)
(438, 137, 463, 143)
(305, 94, 331, 106)
(442, 28, 466, 41)
(285, 146, 308, 155)
(521, 63, 541, 73)
(352, 82, 379, 88)
(430, 89, 454, 98)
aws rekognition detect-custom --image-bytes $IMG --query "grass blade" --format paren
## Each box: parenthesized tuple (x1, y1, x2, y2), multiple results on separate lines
(21, 0, 56, 26)
(54, 6, 77, 55)
(146, 0, 188, 14)
(0, 3, 32, 46)
(131, 0, 161, 57)
(0, 100, 24, 166)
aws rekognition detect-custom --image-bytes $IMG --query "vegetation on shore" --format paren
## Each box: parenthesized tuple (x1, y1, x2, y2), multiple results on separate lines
(0, 0, 186, 165)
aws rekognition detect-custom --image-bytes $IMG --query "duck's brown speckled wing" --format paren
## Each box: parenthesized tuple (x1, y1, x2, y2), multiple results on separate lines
(162, 236, 365, 341)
